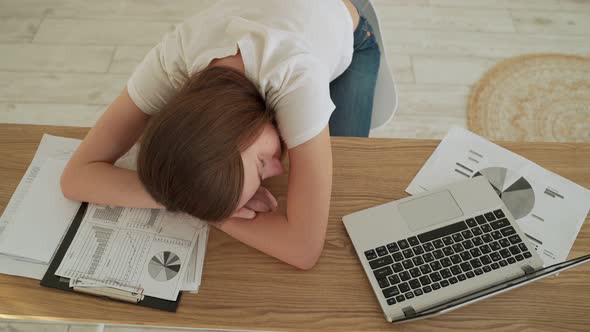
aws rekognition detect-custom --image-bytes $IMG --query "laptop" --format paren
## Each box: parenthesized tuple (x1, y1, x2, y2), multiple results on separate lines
(343, 176, 590, 323)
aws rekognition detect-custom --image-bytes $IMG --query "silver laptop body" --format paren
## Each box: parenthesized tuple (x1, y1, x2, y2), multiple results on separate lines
(343, 177, 546, 322)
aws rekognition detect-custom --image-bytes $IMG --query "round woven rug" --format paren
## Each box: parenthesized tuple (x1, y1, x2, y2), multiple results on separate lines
(468, 54, 590, 142)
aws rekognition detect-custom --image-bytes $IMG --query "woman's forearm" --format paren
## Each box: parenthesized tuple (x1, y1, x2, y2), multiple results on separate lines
(61, 161, 162, 209)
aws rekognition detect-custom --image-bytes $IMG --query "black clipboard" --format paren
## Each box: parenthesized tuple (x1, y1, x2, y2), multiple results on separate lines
(41, 202, 182, 312)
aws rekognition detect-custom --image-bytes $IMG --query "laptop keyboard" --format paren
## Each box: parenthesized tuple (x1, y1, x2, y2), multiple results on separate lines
(363, 209, 533, 306)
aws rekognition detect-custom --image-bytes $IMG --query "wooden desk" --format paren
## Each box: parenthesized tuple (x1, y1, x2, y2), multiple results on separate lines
(0, 124, 588, 332)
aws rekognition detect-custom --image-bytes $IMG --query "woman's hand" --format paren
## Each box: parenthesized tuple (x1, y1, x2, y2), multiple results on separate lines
(231, 186, 278, 219)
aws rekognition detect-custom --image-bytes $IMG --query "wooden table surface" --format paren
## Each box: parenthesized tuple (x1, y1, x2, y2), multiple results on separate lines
(0, 124, 588, 332)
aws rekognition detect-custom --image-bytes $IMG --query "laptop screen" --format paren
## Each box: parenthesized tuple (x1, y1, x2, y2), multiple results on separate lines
(394, 254, 590, 323)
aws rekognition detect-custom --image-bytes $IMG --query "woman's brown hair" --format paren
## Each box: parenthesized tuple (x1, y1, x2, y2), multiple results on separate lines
(137, 66, 275, 222)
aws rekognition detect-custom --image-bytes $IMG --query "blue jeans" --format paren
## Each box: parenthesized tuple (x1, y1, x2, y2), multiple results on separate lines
(328, 15, 381, 137)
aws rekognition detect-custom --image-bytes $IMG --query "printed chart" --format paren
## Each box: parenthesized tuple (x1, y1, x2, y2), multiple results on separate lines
(473, 167, 535, 220)
(148, 251, 181, 282)
(407, 128, 590, 266)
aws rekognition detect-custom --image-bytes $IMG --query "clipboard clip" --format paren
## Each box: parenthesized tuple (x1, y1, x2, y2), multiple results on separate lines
(70, 277, 145, 303)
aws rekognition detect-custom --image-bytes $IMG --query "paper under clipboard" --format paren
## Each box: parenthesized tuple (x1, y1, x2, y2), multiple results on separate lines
(41, 203, 182, 312)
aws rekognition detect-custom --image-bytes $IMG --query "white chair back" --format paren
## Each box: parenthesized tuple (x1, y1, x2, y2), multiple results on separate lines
(350, 0, 398, 130)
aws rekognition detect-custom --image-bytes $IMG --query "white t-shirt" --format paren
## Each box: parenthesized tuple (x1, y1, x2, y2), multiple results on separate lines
(127, 0, 354, 148)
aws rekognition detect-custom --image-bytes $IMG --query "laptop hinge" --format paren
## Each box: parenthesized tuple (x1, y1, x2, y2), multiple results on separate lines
(402, 306, 416, 318)
(521, 265, 535, 275)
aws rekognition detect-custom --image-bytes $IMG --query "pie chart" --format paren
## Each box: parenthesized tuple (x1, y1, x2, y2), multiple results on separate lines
(148, 251, 181, 281)
(472, 167, 535, 219)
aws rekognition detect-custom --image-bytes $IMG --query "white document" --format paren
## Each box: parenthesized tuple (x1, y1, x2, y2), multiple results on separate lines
(182, 226, 209, 292)
(193, 226, 209, 292)
(407, 128, 590, 266)
(183, 241, 200, 291)
(55, 204, 208, 301)
(0, 257, 48, 279)
(0, 134, 81, 279)
(0, 158, 80, 263)
(0, 134, 81, 237)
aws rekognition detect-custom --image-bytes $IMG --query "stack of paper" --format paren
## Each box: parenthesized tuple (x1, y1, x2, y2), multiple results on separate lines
(407, 128, 590, 266)
(0, 135, 82, 279)
(55, 202, 208, 300)
(0, 134, 210, 297)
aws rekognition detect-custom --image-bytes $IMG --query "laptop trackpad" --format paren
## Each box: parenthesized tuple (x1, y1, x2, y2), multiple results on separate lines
(399, 190, 464, 232)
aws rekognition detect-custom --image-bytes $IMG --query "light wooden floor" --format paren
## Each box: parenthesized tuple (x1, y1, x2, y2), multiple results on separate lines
(1, 0, 589, 331)
(1, 0, 588, 139)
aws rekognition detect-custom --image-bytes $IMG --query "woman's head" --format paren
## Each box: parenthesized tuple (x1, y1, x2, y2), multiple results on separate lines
(137, 66, 284, 222)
